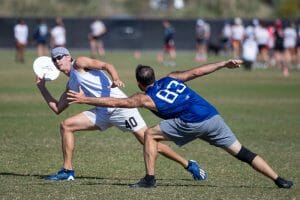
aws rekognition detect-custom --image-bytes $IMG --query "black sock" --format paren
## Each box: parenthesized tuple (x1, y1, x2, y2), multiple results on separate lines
(145, 174, 155, 182)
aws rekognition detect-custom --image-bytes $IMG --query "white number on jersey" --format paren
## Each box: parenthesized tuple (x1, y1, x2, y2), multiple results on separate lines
(156, 80, 186, 103)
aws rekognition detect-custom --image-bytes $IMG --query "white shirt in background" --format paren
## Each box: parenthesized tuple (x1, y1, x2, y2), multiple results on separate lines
(255, 26, 270, 45)
(242, 37, 258, 62)
(90, 20, 106, 37)
(51, 26, 66, 46)
(231, 25, 245, 41)
(283, 27, 297, 49)
(14, 24, 28, 45)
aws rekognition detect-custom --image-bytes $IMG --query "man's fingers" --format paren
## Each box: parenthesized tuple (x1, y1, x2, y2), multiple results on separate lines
(234, 59, 243, 64)
(68, 90, 77, 94)
(66, 96, 78, 104)
(67, 90, 78, 96)
(66, 90, 84, 104)
(66, 92, 75, 97)
(67, 100, 77, 105)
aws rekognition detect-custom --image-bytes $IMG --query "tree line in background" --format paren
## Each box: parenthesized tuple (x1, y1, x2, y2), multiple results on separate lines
(0, 0, 299, 19)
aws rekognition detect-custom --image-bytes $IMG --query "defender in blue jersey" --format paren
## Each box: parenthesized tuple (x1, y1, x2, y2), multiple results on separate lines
(67, 59, 293, 189)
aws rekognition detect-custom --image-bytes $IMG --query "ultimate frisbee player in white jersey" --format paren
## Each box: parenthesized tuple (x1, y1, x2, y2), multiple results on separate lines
(67, 60, 293, 189)
(36, 47, 204, 181)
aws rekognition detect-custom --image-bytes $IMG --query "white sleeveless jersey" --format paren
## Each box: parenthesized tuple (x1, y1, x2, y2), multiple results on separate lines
(68, 64, 127, 112)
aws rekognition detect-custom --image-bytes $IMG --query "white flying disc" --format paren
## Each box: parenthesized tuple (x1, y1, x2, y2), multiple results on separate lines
(33, 56, 60, 81)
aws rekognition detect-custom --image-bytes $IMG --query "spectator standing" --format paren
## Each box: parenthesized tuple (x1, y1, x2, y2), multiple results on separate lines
(157, 20, 176, 66)
(220, 21, 232, 57)
(33, 18, 49, 56)
(14, 18, 28, 63)
(283, 21, 297, 76)
(231, 18, 245, 59)
(88, 18, 107, 58)
(242, 29, 258, 70)
(266, 24, 276, 67)
(50, 17, 66, 48)
(254, 21, 270, 69)
(273, 19, 286, 76)
(195, 19, 210, 62)
(296, 20, 300, 69)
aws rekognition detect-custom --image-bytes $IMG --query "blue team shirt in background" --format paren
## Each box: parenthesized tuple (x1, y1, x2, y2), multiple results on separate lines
(33, 24, 48, 44)
(146, 76, 218, 123)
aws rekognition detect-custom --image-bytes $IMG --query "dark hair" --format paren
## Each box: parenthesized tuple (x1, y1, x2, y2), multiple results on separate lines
(135, 64, 155, 86)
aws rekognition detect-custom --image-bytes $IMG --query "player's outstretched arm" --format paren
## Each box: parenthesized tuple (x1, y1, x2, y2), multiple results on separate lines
(168, 59, 242, 82)
(67, 89, 155, 110)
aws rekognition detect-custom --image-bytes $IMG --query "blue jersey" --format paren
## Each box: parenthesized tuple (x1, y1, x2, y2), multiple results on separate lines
(146, 76, 218, 123)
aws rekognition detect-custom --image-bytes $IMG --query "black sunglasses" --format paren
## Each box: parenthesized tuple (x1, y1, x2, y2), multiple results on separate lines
(52, 54, 66, 62)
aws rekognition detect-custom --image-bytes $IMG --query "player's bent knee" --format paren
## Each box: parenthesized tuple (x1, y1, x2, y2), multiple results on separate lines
(60, 119, 74, 132)
(235, 146, 257, 165)
(144, 131, 154, 141)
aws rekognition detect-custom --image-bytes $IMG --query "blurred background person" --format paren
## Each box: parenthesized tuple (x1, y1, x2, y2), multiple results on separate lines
(283, 20, 297, 76)
(220, 21, 232, 57)
(14, 18, 28, 63)
(296, 20, 300, 69)
(88, 18, 107, 58)
(157, 20, 176, 66)
(195, 19, 210, 62)
(273, 19, 287, 76)
(242, 27, 258, 71)
(50, 17, 66, 48)
(231, 17, 245, 59)
(33, 18, 49, 56)
(267, 22, 276, 68)
(254, 20, 270, 69)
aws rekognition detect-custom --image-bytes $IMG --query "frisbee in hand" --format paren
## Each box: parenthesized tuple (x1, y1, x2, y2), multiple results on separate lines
(33, 56, 60, 81)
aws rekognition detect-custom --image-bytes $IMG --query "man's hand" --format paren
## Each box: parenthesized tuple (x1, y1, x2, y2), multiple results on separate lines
(67, 89, 86, 104)
(110, 79, 125, 88)
(36, 75, 46, 88)
(225, 59, 243, 69)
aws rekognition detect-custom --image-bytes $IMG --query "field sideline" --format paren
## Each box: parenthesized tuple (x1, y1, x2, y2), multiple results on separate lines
(0, 49, 299, 199)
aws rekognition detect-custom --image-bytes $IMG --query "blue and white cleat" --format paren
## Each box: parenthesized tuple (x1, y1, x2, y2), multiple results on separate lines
(186, 160, 207, 181)
(45, 168, 75, 181)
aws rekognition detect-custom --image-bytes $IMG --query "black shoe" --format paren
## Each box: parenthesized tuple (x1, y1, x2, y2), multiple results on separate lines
(129, 178, 156, 188)
(274, 177, 293, 189)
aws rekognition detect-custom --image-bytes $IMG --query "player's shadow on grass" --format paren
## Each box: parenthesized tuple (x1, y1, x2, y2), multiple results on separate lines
(0, 172, 106, 180)
(84, 179, 272, 189)
(0, 172, 44, 178)
(0, 172, 273, 189)
(0, 172, 138, 181)
(0, 172, 192, 181)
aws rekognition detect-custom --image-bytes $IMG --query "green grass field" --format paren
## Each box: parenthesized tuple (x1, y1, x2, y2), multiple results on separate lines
(0, 49, 299, 199)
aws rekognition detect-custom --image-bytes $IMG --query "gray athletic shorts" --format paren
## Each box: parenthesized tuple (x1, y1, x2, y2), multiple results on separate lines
(83, 107, 146, 132)
(159, 115, 237, 147)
